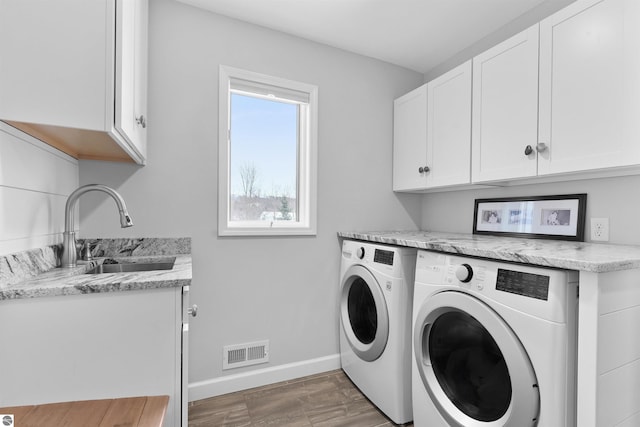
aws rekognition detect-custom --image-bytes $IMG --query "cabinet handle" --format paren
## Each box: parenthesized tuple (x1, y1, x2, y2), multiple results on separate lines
(188, 304, 198, 317)
(524, 145, 534, 156)
(418, 166, 430, 173)
(136, 115, 147, 129)
(536, 142, 548, 153)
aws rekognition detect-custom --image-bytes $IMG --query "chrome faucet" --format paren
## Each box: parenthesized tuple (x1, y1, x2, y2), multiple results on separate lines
(61, 184, 133, 268)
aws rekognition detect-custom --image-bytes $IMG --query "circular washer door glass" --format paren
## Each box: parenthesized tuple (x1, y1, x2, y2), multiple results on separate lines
(429, 311, 511, 421)
(340, 265, 389, 362)
(348, 277, 378, 344)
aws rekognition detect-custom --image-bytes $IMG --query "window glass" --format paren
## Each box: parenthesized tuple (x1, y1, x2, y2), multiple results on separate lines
(229, 93, 298, 222)
(219, 66, 318, 236)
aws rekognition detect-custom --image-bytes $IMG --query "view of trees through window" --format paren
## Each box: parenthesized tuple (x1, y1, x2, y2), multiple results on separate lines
(229, 93, 298, 223)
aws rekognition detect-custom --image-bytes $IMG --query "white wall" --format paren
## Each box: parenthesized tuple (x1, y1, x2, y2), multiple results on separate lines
(420, 175, 640, 245)
(0, 122, 78, 256)
(77, 0, 424, 399)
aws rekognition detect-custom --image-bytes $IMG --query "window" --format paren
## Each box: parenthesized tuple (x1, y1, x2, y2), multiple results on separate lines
(218, 66, 318, 236)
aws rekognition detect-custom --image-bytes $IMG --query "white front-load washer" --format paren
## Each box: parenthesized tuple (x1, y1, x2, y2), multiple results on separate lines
(412, 250, 578, 427)
(339, 239, 417, 424)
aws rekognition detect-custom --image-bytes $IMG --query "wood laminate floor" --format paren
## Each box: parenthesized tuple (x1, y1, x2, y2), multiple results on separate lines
(188, 369, 414, 427)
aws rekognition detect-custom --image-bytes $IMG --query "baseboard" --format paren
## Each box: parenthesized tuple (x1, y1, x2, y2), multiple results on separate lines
(188, 353, 341, 402)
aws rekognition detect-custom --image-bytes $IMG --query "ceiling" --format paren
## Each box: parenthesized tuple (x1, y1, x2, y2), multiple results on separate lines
(175, 0, 567, 74)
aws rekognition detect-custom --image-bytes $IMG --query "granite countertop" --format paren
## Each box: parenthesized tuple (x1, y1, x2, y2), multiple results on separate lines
(0, 238, 192, 300)
(338, 230, 640, 273)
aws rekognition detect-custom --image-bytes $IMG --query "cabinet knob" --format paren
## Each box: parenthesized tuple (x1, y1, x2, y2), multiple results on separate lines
(136, 115, 147, 129)
(524, 145, 534, 156)
(536, 142, 548, 153)
(418, 166, 430, 174)
(188, 304, 198, 317)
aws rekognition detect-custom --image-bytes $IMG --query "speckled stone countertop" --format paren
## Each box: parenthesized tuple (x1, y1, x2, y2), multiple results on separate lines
(338, 230, 640, 273)
(0, 238, 192, 300)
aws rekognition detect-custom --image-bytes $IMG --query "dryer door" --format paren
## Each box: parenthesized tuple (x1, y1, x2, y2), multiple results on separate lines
(340, 264, 389, 362)
(414, 291, 539, 427)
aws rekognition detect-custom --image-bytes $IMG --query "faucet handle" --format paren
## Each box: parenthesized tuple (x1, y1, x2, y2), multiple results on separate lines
(81, 242, 93, 261)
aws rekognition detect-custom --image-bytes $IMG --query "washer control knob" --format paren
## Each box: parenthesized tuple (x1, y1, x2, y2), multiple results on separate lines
(455, 264, 474, 283)
(356, 247, 365, 259)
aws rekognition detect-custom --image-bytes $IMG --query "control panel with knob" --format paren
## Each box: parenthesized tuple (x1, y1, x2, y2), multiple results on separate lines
(356, 247, 365, 259)
(455, 264, 474, 283)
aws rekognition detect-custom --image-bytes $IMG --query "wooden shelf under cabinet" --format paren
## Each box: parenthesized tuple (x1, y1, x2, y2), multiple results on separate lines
(5, 121, 135, 163)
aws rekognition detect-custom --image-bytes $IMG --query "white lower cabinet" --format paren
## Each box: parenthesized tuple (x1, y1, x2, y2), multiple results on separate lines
(393, 61, 472, 191)
(0, 287, 187, 427)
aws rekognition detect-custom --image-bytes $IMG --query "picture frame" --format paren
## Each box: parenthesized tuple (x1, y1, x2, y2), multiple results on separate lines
(472, 194, 587, 241)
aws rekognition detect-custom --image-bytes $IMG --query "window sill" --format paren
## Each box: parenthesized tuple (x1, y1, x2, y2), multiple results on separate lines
(218, 225, 317, 237)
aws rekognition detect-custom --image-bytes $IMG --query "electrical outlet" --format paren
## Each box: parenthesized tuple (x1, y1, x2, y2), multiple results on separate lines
(591, 218, 609, 242)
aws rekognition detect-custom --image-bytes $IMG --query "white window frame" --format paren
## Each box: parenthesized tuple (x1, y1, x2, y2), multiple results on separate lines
(218, 65, 318, 236)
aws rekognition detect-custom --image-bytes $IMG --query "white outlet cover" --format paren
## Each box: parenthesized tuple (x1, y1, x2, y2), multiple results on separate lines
(590, 218, 609, 242)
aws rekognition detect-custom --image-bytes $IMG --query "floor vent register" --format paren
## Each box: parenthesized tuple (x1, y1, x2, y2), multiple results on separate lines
(223, 340, 270, 370)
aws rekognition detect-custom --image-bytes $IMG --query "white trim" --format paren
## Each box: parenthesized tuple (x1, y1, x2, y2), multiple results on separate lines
(187, 354, 340, 402)
(230, 77, 310, 104)
(218, 65, 318, 237)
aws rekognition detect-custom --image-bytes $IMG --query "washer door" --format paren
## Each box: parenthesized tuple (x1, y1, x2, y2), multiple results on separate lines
(414, 291, 539, 427)
(340, 264, 389, 362)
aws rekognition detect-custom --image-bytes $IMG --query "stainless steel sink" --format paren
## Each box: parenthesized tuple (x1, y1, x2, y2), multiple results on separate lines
(85, 259, 175, 274)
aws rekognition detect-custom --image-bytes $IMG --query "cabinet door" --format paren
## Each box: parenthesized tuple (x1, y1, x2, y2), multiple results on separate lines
(0, 1, 109, 131)
(393, 85, 428, 191)
(538, 0, 640, 175)
(426, 61, 472, 188)
(0, 0, 147, 165)
(181, 286, 191, 427)
(472, 25, 540, 183)
(114, 0, 148, 162)
(0, 289, 181, 426)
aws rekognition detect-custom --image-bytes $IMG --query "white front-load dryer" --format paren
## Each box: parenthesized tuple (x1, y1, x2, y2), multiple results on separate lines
(339, 239, 417, 424)
(412, 250, 578, 427)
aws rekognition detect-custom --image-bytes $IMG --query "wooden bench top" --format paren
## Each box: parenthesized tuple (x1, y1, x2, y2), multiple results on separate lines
(0, 395, 169, 427)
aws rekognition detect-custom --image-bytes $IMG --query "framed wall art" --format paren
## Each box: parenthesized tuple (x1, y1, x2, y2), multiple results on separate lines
(473, 194, 587, 241)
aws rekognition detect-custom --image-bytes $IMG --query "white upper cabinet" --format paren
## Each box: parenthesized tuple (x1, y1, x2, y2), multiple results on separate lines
(393, 85, 428, 191)
(393, 61, 472, 192)
(538, 0, 640, 175)
(395, 0, 640, 190)
(0, 0, 148, 164)
(427, 61, 472, 188)
(115, 0, 149, 163)
(471, 25, 540, 183)
(472, 0, 640, 184)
